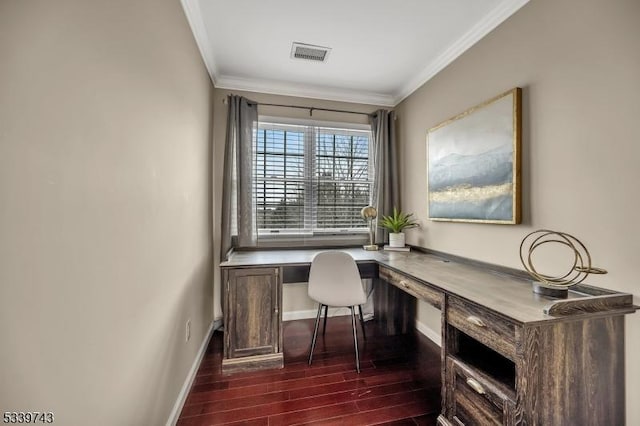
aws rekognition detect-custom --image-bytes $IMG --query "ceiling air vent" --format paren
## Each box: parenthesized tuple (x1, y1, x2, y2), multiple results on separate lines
(290, 42, 331, 62)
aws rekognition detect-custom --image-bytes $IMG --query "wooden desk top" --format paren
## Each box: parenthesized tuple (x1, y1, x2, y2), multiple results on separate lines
(221, 248, 635, 325)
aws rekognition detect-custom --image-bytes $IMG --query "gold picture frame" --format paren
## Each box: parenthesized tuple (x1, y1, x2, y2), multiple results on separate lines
(427, 87, 522, 224)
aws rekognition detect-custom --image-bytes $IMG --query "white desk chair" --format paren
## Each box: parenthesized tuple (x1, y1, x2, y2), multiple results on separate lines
(307, 251, 367, 373)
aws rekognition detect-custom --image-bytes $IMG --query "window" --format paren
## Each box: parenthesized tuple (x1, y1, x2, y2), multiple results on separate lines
(254, 119, 372, 238)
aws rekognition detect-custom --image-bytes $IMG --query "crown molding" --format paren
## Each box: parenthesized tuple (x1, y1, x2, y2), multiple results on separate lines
(392, 0, 530, 105)
(215, 75, 396, 107)
(180, 0, 218, 86)
(182, 0, 528, 107)
(180, 0, 393, 106)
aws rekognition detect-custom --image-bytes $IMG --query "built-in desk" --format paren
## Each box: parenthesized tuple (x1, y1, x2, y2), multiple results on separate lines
(221, 248, 636, 425)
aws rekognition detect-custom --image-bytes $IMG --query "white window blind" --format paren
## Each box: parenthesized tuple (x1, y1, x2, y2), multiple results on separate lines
(254, 120, 372, 237)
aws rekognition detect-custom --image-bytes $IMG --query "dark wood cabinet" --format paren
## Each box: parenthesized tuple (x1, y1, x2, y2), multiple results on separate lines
(222, 267, 283, 373)
(439, 294, 628, 426)
(220, 248, 636, 421)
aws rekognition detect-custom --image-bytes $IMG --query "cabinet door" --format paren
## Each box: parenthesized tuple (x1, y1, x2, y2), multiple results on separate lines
(226, 267, 280, 359)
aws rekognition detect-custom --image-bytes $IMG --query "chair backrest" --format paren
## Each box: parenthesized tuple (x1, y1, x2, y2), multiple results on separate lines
(308, 251, 367, 307)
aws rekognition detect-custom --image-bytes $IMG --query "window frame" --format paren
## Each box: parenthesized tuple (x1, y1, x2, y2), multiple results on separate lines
(254, 116, 373, 244)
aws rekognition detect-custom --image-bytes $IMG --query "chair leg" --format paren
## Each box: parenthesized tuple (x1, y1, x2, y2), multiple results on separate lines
(308, 304, 323, 366)
(358, 305, 366, 340)
(322, 304, 328, 335)
(350, 306, 361, 373)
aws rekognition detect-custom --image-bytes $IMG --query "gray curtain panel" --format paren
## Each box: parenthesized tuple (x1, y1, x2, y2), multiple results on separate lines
(220, 95, 258, 261)
(370, 109, 399, 244)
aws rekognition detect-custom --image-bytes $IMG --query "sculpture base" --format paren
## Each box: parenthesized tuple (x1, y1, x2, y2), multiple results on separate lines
(363, 244, 379, 251)
(532, 282, 569, 298)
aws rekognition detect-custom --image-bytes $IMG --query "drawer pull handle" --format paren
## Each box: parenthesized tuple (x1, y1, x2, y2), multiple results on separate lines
(466, 378, 486, 395)
(399, 280, 409, 288)
(466, 315, 486, 327)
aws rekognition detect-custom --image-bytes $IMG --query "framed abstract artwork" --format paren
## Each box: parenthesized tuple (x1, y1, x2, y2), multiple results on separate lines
(427, 88, 522, 224)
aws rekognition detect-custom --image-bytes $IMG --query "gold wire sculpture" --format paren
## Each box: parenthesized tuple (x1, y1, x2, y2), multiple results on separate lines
(361, 206, 378, 251)
(519, 230, 607, 293)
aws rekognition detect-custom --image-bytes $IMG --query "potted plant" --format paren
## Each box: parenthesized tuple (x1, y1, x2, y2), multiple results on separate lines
(379, 207, 419, 247)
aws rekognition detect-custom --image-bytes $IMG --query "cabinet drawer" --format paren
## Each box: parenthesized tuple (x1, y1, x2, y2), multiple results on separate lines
(447, 297, 516, 360)
(379, 266, 442, 308)
(448, 357, 515, 426)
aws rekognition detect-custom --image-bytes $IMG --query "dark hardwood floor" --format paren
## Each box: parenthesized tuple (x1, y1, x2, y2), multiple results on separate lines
(178, 316, 442, 425)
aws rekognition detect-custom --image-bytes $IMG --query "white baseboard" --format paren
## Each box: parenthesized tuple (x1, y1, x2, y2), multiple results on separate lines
(166, 320, 216, 426)
(212, 318, 223, 331)
(283, 307, 355, 321)
(283, 309, 316, 321)
(284, 312, 438, 344)
(415, 319, 441, 346)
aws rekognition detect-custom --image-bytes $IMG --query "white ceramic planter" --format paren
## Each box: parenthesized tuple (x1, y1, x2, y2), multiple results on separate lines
(388, 232, 405, 248)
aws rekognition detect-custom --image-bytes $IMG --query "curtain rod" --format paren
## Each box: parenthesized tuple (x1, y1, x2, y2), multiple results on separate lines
(223, 97, 375, 117)
(257, 102, 373, 117)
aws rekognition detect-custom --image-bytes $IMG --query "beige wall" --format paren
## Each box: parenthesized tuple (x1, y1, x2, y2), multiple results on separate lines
(212, 88, 383, 320)
(396, 0, 640, 422)
(0, 0, 214, 424)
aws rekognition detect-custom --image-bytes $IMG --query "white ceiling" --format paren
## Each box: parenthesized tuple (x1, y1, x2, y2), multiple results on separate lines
(181, 0, 529, 106)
